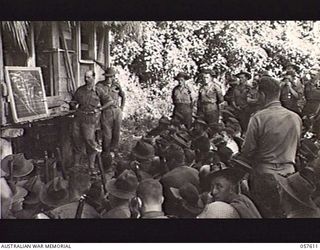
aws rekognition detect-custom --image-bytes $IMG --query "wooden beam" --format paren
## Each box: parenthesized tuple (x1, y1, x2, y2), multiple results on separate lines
(105, 28, 111, 68)
(76, 22, 81, 87)
(27, 23, 36, 67)
(72, 23, 80, 90)
(0, 26, 5, 126)
(52, 22, 60, 96)
(0, 27, 3, 82)
(59, 23, 76, 94)
(97, 26, 105, 63)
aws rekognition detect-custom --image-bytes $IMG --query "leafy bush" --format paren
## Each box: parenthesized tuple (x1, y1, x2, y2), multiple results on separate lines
(110, 21, 320, 124)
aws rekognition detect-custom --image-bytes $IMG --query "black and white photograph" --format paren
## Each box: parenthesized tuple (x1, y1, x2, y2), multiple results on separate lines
(0, 19, 320, 242)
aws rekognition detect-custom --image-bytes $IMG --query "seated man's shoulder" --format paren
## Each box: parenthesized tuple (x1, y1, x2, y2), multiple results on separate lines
(161, 167, 198, 185)
(229, 194, 262, 218)
(172, 166, 199, 175)
(101, 205, 130, 219)
(50, 202, 100, 219)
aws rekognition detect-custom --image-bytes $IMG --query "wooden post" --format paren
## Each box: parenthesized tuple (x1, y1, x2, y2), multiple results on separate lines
(51, 22, 60, 96)
(59, 23, 76, 94)
(0, 26, 3, 82)
(72, 22, 80, 90)
(105, 28, 111, 68)
(0, 26, 5, 126)
(97, 26, 105, 63)
(27, 23, 36, 67)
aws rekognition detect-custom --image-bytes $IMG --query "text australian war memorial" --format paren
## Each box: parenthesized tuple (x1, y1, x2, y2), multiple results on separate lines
(0, 21, 320, 219)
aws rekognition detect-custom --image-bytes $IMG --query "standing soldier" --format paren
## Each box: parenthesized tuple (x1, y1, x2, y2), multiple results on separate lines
(302, 68, 320, 137)
(70, 70, 102, 172)
(285, 63, 305, 112)
(303, 67, 320, 117)
(280, 74, 303, 115)
(96, 67, 126, 158)
(233, 70, 252, 133)
(197, 69, 224, 125)
(241, 76, 302, 217)
(172, 72, 193, 129)
(247, 79, 260, 114)
(224, 75, 239, 108)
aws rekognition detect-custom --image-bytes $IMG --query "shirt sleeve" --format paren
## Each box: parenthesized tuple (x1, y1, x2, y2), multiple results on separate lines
(96, 84, 112, 104)
(241, 115, 259, 160)
(304, 83, 313, 99)
(233, 88, 240, 106)
(197, 88, 202, 106)
(115, 82, 125, 98)
(172, 86, 177, 103)
(72, 88, 80, 103)
(215, 84, 224, 103)
(294, 80, 304, 97)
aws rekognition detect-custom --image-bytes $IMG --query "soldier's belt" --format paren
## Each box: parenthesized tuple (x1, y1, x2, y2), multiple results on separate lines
(200, 102, 217, 105)
(104, 105, 120, 110)
(175, 102, 192, 105)
(77, 110, 97, 115)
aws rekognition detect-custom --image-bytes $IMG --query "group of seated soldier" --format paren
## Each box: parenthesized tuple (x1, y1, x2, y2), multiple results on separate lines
(1, 101, 319, 218)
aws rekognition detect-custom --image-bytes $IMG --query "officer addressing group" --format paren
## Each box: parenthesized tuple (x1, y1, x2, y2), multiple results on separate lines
(70, 70, 102, 172)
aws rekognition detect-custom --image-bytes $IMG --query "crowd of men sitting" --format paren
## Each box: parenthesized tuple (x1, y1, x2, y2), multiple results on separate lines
(1, 63, 320, 219)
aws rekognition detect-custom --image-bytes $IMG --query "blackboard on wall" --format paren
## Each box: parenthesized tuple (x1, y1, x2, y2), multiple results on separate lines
(5, 66, 49, 123)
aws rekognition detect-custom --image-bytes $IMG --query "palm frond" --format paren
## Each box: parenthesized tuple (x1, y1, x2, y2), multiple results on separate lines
(100, 21, 143, 43)
(1, 21, 30, 54)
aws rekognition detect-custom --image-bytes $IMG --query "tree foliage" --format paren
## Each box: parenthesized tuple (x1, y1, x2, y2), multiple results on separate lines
(109, 21, 320, 120)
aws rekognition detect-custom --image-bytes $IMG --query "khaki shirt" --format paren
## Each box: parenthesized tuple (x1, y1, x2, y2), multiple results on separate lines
(198, 83, 223, 105)
(242, 101, 302, 165)
(305, 81, 320, 101)
(172, 84, 192, 104)
(73, 85, 101, 112)
(72, 85, 101, 123)
(96, 80, 124, 107)
(233, 84, 250, 109)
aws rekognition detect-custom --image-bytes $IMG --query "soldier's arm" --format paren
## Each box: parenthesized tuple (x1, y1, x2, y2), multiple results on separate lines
(294, 80, 304, 98)
(216, 85, 224, 104)
(247, 97, 257, 104)
(197, 90, 201, 111)
(232, 88, 241, 109)
(119, 85, 126, 111)
(241, 116, 259, 161)
(189, 89, 193, 108)
(97, 100, 114, 112)
(69, 89, 80, 110)
(247, 90, 258, 104)
(185, 85, 194, 107)
(95, 85, 115, 112)
(289, 86, 299, 99)
(172, 86, 177, 105)
(285, 81, 299, 99)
